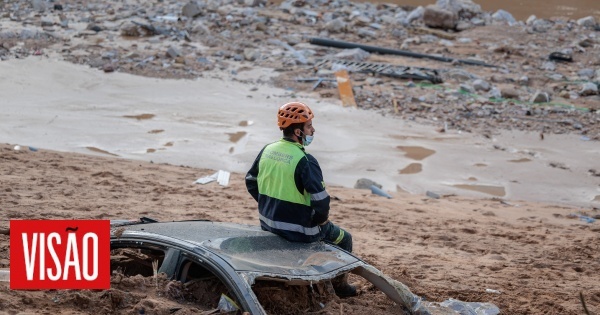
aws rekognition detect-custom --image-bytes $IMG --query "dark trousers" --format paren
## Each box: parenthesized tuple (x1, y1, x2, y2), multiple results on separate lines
(320, 221, 353, 253)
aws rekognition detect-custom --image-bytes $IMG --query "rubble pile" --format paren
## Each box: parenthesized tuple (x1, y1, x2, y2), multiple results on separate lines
(1, 0, 598, 138)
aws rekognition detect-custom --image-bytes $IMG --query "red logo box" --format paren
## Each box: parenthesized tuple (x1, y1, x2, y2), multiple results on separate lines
(10, 220, 110, 290)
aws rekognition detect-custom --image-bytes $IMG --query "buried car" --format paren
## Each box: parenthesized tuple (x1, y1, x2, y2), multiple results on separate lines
(110, 219, 499, 315)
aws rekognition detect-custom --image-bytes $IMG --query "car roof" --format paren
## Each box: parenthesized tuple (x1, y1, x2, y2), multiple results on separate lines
(113, 220, 363, 281)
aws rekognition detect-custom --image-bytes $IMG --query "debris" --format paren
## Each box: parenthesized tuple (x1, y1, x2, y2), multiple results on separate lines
(315, 59, 442, 84)
(548, 52, 572, 62)
(309, 37, 497, 68)
(194, 170, 230, 186)
(485, 288, 501, 294)
(268, 39, 307, 65)
(422, 5, 458, 30)
(335, 69, 357, 107)
(426, 191, 441, 199)
(370, 185, 392, 199)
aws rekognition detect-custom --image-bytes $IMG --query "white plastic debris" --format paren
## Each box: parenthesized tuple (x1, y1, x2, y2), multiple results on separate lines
(195, 170, 230, 186)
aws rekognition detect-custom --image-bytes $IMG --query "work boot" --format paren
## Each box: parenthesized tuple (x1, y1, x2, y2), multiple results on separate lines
(331, 273, 357, 298)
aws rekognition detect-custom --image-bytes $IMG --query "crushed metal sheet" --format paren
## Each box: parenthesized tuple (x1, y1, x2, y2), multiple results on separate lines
(316, 58, 443, 84)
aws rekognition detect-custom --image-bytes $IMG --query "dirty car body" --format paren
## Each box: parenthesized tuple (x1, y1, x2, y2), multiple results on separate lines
(110, 220, 384, 314)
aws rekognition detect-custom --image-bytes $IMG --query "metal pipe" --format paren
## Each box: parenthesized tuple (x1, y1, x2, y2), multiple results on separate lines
(309, 37, 497, 68)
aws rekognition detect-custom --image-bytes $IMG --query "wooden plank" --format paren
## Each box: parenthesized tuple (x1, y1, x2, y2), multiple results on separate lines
(335, 70, 357, 108)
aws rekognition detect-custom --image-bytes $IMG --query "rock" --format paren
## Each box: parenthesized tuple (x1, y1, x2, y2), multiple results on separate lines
(435, 0, 482, 19)
(455, 21, 472, 31)
(404, 6, 425, 26)
(41, 17, 54, 27)
(541, 61, 556, 71)
(488, 87, 502, 99)
(526, 15, 536, 25)
(460, 84, 475, 93)
(426, 191, 441, 199)
(423, 5, 458, 30)
(501, 87, 519, 99)
(578, 38, 594, 48)
(580, 82, 598, 96)
(325, 18, 346, 33)
(32, 0, 46, 12)
(577, 16, 596, 27)
(166, 46, 181, 58)
(531, 19, 553, 33)
(530, 90, 550, 103)
(492, 9, 516, 25)
(53, 4, 63, 11)
(86, 24, 102, 33)
(473, 79, 491, 92)
(243, 48, 260, 61)
(518, 76, 529, 86)
(103, 64, 115, 73)
(354, 178, 382, 190)
(357, 28, 377, 38)
(182, 1, 204, 19)
(446, 69, 478, 82)
(334, 48, 370, 62)
(190, 21, 211, 36)
(578, 68, 595, 79)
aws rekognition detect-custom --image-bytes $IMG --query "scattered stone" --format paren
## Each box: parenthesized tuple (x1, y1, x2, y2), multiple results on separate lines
(182, 1, 204, 19)
(166, 46, 181, 58)
(426, 191, 441, 199)
(325, 18, 346, 33)
(243, 48, 260, 61)
(541, 61, 556, 71)
(580, 83, 598, 96)
(577, 69, 595, 79)
(404, 6, 425, 26)
(32, 0, 46, 12)
(500, 87, 519, 100)
(530, 90, 550, 103)
(518, 76, 529, 86)
(103, 64, 115, 73)
(53, 4, 63, 11)
(531, 19, 553, 33)
(577, 16, 596, 27)
(334, 48, 370, 62)
(473, 79, 490, 92)
(492, 10, 516, 25)
(354, 178, 382, 190)
(423, 5, 458, 30)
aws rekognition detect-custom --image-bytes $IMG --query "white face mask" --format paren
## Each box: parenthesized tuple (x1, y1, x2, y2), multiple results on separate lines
(300, 131, 314, 146)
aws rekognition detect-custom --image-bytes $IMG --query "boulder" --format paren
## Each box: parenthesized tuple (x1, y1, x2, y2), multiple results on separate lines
(423, 5, 458, 30)
(577, 16, 596, 27)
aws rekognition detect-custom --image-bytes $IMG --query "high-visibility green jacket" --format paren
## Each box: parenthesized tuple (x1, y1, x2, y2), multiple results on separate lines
(245, 138, 330, 242)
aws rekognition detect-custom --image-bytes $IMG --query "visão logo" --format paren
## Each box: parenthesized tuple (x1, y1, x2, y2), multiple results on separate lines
(10, 220, 110, 290)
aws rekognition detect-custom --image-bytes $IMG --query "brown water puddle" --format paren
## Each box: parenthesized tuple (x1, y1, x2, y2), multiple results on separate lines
(164, 142, 174, 147)
(354, 0, 600, 20)
(453, 184, 506, 197)
(148, 129, 164, 134)
(147, 148, 156, 153)
(399, 163, 422, 174)
(468, 177, 478, 181)
(474, 163, 487, 167)
(227, 131, 247, 143)
(509, 158, 532, 163)
(397, 146, 435, 160)
(123, 113, 155, 120)
(86, 146, 118, 156)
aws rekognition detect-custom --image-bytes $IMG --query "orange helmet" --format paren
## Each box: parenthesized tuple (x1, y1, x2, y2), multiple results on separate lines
(277, 102, 314, 129)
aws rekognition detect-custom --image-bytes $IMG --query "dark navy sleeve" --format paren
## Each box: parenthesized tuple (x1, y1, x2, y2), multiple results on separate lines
(298, 153, 330, 225)
(245, 147, 265, 202)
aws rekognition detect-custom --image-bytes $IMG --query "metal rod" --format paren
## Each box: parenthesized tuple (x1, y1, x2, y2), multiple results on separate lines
(309, 37, 497, 68)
